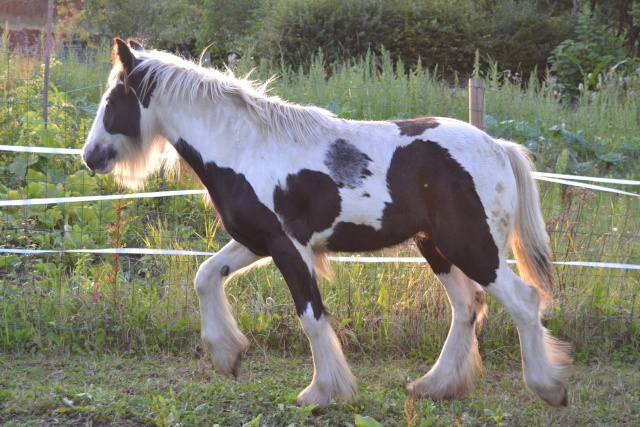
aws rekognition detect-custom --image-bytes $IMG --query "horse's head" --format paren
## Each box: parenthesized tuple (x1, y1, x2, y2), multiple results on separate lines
(83, 38, 145, 174)
(82, 38, 169, 189)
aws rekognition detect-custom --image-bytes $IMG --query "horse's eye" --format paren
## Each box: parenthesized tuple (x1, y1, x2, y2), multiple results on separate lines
(106, 98, 115, 106)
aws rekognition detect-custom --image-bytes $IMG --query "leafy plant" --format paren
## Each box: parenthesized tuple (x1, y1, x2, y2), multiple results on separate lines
(548, 11, 631, 98)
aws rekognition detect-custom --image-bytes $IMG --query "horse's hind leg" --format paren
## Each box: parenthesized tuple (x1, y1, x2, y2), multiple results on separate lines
(195, 239, 263, 377)
(407, 234, 487, 400)
(487, 262, 572, 406)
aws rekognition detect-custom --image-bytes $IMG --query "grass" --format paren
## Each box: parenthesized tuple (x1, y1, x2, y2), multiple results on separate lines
(1, 351, 638, 426)
(0, 38, 639, 419)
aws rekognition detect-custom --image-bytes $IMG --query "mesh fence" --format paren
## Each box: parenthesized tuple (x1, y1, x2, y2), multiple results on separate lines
(0, 43, 638, 358)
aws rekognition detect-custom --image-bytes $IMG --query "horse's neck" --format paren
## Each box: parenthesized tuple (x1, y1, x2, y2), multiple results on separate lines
(156, 96, 262, 167)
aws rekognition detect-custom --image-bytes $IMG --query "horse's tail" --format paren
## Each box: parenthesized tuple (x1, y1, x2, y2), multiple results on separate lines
(500, 140, 554, 305)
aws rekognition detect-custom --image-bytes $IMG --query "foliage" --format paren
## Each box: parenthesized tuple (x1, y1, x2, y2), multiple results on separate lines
(385, 0, 492, 76)
(586, 0, 640, 57)
(1, 353, 639, 426)
(486, 0, 573, 79)
(257, 0, 404, 69)
(64, 0, 637, 87)
(256, 0, 576, 78)
(548, 11, 633, 98)
(196, 0, 265, 57)
(72, 0, 203, 48)
(1, 45, 639, 363)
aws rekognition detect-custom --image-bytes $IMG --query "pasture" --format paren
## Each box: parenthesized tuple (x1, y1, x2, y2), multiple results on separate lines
(1, 352, 639, 426)
(1, 41, 639, 425)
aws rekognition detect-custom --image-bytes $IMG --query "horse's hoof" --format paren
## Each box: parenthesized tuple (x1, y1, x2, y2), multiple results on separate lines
(296, 384, 334, 408)
(540, 386, 568, 407)
(296, 378, 357, 408)
(231, 352, 243, 378)
(405, 376, 475, 401)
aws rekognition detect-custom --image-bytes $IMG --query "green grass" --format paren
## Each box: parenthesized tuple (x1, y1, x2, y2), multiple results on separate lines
(0, 42, 639, 370)
(1, 351, 638, 426)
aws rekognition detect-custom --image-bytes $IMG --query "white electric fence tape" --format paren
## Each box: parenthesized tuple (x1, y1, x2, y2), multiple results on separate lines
(1, 145, 639, 270)
(0, 248, 638, 270)
(0, 189, 207, 207)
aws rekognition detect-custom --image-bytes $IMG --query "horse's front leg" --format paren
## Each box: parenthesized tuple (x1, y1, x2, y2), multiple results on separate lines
(195, 239, 263, 377)
(269, 237, 357, 407)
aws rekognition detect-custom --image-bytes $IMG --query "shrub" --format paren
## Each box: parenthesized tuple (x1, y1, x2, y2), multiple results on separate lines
(386, 0, 492, 76)
(257, 0, 572, 79)
(196, 0, 265, 57)
(257, 0, 403, 68)
(487, 0, 573, 80)
(548, 12, 630, 98)
(72, 0, 202, 48)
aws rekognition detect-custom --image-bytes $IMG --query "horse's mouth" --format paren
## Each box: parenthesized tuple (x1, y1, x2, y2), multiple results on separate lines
(93, 161, 115, 174)
(83, 143, 117, 174)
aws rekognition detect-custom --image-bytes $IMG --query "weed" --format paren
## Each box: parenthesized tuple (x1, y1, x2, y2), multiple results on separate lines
(0, 44, 638, 364)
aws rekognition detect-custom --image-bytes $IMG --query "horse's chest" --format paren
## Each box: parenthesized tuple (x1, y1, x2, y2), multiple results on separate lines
(204, 165, 281, 255)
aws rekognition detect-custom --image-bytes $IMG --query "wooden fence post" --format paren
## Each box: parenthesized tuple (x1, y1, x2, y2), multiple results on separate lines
(468, 77, 486, 130)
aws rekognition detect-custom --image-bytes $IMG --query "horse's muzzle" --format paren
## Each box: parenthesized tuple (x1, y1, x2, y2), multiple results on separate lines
(83, 143, 117, 174)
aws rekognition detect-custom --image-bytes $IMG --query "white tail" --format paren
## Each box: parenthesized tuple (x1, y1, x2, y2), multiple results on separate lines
(500, 140, 554, 304)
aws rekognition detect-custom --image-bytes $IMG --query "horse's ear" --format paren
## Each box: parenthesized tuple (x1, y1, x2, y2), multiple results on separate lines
(128, 39, 144, 52)
(114, 37, 136, 74)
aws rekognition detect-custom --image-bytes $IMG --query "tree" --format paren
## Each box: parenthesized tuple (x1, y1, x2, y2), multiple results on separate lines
(586, 0, 640, 56)
(196, 0, 265, 55)
(548, 9, 630, 97)
(72, 0, 204, 48)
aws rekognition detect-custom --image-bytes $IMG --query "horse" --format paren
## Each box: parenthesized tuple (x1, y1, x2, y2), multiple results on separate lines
(82, 38, 573, 408)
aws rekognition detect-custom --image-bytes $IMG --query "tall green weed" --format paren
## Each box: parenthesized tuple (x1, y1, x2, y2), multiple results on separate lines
(0, 47, 638, 359)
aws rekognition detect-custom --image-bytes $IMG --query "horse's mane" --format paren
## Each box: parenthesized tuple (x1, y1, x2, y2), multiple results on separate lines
(129, 49, 335, 143)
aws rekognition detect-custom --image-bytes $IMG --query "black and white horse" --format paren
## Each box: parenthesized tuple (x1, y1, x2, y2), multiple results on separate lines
(83, 39, 572, 407)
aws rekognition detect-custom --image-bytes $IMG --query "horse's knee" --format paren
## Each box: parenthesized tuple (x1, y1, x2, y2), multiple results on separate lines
(194, 258, 226, 296)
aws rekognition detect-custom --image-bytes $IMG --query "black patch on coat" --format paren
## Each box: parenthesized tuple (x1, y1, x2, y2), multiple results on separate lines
(174, 138, 327, 319)
(127, 68, 157, 108)
(327, 139, 499, 286)
(273, 169, 342, 246)
(103, 83, 141, 138)
(102, 64, 157, 139)
(324, 139, 372, 189)
(175, 138, 278, 255)
(393, 117, 440, 137)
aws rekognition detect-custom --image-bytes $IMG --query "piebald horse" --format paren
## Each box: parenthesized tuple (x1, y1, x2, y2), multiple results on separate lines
(82, 39, 572, 407)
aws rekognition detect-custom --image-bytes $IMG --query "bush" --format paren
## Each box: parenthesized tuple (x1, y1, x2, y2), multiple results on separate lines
(548, 12, 630, 98)
(257, 0, 491, 75)
(72, 0, 203, 49)
(258, 0, 403, 68)
(257, 0, 571, 79)
(487, 0, 573, 79)
(196, 0, 265, 57)
(386, 0, 491, 76)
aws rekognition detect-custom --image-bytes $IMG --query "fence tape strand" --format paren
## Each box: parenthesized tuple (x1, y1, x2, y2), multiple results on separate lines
(0, 189, 207, 207)
(1, 248, 639, 270)
(1, 144, 639, 270)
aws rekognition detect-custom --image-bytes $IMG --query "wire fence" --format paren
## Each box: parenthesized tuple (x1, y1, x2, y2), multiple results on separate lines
(0, 44, 639, 359)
